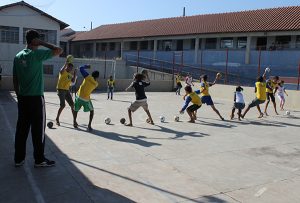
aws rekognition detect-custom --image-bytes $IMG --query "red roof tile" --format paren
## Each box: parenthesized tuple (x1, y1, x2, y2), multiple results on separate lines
(72, 6, 300, 42)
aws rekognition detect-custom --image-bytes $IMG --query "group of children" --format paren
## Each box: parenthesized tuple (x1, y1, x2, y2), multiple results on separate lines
(55, 55, 289, 130)
(176, 68, 288, 123)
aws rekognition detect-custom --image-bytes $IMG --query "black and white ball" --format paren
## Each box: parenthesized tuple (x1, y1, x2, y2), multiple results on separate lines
(47, 121, 53, 129)
(285, 111, 291, 116)
(159, 116, 165, 123)
(104, 117, 111, 125)
(174, 116, 180, 122)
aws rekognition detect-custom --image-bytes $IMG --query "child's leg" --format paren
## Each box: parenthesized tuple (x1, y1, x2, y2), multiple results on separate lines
(238, 109, 242, 120)
(126, 109, 133, 126)
(281, 98, 285, 110)
(111, 89, 113, 100)
(211, 105, 224, 120)
(272, 100, 279, 114)
(230, 108, 235, 119)
(73, 111, 78, 128)
(107, 88, 110, 99)
(186, 108, 195, 123)
(264, 99, 270, 115)
(241, 105, 250, 118)
(88, 110, 94, 131)
(145, 109, 154, 124)
(257, 105, 263, 118)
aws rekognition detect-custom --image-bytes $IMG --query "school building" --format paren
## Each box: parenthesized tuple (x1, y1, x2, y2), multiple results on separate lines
(70, 6, 300, 78)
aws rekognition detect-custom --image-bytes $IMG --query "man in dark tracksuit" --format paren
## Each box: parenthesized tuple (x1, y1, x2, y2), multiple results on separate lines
(13, 30, 62, 167)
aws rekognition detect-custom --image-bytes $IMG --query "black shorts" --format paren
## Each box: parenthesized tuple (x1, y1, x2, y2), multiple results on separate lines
(248, 98, 265, 108)
(187, 104, 201, 112)
(176, 82, 182, 88)
(57, 89, 74, 108)
(233, 102, 245, 110)
(266, 92, 275, 102)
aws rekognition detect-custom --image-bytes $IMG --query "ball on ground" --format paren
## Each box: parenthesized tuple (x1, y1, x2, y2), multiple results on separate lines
(120, 118, 126, 124)
(159, 116, 165, 123)
(174, 116, 179, 122)
(104, 117, 111, 125)
(47, 121, 53, 129)
(285, 111, 290, 116)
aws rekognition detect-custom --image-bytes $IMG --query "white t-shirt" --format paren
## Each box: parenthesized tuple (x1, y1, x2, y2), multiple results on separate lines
(186, 76, 193, 86)
(235, 92, 245, 104)
(277, 85, 285, 96)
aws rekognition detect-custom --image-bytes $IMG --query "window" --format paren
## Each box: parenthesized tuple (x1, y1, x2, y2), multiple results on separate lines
(176, 40, 183, 51)
(43, 65, 53, 75)
(23, 28, 57, 44)
(109, 42, 115, 51)
(296, 36, 300, 48)
(140, 41, 148, 50)
(220, 38, 233, 49)
(101, 43, 107, 51)
(275, 36, 291, 49)
(0, 26, 19, 44)
(130, 41, 137, 50)
(205, 38, 217, 49)
(237, 37, 247, 49)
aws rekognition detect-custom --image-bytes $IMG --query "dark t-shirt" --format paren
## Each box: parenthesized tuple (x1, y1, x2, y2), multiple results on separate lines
(130, 80, 150, 100)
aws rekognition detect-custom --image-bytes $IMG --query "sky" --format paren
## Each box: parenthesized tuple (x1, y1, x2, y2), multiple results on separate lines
(1, 0, 300, 31)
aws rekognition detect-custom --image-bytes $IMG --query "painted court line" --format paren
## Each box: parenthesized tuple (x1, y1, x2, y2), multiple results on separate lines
(0, 105, 46, 203)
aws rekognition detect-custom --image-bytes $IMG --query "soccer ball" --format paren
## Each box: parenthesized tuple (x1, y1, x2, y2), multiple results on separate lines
(120, 118, 126, 124)
(174, 116, 180, 122)
(265, 67, 271, 72)
(159, 116, 165, 123)
(285, 111, 290, 116)
(216, 72, 222, 79)
(47, 121, 53, 129)
(104, 117, 111, 125)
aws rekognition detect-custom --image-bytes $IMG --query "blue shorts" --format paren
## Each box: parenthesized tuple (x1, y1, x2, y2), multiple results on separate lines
(201, 96, 214, 106)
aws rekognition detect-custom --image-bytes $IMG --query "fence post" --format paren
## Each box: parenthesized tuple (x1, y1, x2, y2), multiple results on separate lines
(181, 51, 184, 74)
(200, 50, 203, 76)
(258, 48, 261, 77)
(136, 49, 140, 73)
(297, 62, 300, 91)
(225, 49, 229, 84)
(104, 50, 107, 79)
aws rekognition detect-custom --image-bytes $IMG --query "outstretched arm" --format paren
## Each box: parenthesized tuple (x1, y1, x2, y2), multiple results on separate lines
(32, 38, 62, 56)
(79, 65, 90, 78)
(180, 96, 191, 113)
(125, 82, 133, 91)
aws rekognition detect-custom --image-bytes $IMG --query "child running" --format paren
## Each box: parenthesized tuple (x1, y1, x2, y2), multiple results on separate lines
(125, 72, 154, 126)
(230, 86, 245, 121)
(264, 76, 279, 115)
(198, 74, 224, 120)
(277, 80, 288, 110)
(180, 86, 202, 123)
(55, 62, 76, 126)
(242, 68, 268, 118)
(107, 75, 115, 100)
(175, 73, 182, 95)
(185, 73, 194, 87)
(74, 65, 99, 131)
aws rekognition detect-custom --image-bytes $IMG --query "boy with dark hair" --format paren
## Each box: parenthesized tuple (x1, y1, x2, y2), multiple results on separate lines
(125, 72, 154, 126)
(73, 65, 99, 131)
(264, 76, 279, 116)
(198, 74, 224, 120)
(180, 86, 202, 123)
(107, 75, 115, 100)
(230, 86, 245, 121)
(13, 29, 62, 167)
(55, 61, 77, 126)
(242, 69, 268, 118)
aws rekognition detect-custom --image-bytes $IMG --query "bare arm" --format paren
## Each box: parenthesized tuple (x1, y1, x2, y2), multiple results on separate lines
(71, 69, 77, 83)
(33, 39, 63, 56)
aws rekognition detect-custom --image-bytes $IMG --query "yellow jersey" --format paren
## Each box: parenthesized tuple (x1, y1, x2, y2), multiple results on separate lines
(107, 79, 115, 87)
(57, 70, 73, 90)
(77, 75, 98, 100)
(189, 92, 202, 106)
(266, 80, 276, 93)
(256, 81, 266, 101)
(200, 82, 210, 96)
(175, 75, 181, 83)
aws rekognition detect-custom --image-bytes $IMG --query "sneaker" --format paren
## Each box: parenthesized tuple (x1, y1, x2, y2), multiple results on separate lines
(15, 160, 25, 167)
(34, 158, 55, 168)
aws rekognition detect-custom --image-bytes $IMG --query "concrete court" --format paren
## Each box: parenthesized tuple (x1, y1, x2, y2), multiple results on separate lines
(1, 89, 300, 203)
